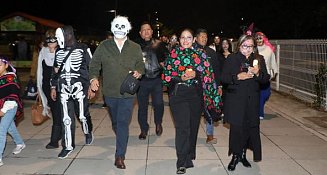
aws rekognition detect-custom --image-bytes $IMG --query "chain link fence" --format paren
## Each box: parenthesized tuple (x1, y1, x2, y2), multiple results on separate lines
(270, 40, 327, 110)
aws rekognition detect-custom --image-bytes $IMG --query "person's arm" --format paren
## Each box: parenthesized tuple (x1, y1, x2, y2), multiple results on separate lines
(89, 42, 104, 92)
(270, 52, 278, 80)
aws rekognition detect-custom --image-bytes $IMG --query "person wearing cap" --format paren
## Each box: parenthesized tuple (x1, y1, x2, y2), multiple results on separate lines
(88, 16, 144, 169)
(0, 55, 25, 167)
(37, 29, 62, 149)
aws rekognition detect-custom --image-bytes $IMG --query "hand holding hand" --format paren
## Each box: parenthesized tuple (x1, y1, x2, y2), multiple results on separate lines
(51, 88, 57, 101)
(90, 79, 99, 92)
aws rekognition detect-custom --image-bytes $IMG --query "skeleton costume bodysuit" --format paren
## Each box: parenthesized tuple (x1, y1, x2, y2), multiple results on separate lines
(51, 26, 93, 154)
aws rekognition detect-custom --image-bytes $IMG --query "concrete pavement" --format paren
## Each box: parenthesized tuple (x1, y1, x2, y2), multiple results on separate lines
(0, 92, 327, 175)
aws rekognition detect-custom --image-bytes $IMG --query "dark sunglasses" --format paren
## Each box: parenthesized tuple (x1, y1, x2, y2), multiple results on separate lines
(46, 37, 57, 43)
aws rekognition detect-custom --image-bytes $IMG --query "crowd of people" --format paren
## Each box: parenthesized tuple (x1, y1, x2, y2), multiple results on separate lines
(0, 15, 278, 174)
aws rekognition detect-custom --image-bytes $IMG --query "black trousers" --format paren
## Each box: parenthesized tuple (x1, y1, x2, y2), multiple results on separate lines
(137, 77, 164, 132)
(229, 124, 262, 161)
(169, 85, 202, 168)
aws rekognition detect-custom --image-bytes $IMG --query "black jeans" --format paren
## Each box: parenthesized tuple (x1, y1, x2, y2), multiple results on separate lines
(137, 77, 164, 132)
(169, 85, 202, 168)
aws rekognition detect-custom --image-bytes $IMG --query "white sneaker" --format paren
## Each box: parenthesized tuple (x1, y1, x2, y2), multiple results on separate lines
(12, 144, 26, 154)
(259, 116, 264, 120)
(0, 159, 3, 167)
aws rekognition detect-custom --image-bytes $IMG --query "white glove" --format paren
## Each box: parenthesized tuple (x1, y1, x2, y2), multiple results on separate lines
(0, 101, 17, 113)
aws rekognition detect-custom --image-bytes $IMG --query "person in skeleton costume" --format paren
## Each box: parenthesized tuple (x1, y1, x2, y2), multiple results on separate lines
(50, 25, 93, 159)
(89, 16, 144, 169)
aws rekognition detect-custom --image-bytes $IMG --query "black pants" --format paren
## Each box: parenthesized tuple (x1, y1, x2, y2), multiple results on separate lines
(169, 85, 202, 168)
(229, 124, 262, 161)
(137, 77, 164, 132)
(43, 82, 62, 145)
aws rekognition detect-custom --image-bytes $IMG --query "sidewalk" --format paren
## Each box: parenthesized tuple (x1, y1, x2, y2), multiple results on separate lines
(0, 92, 327, 175)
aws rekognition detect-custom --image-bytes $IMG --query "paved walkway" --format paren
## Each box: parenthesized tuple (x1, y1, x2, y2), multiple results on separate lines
(1, 92, 327, 175)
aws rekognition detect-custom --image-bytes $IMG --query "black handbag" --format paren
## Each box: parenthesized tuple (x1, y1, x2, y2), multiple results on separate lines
(120, 71, 140, 95)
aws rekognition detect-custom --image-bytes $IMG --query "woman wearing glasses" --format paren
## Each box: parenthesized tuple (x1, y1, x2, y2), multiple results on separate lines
(37, 29, 62, 149)
(221, 34, 270, 171)
(162, 28, 222, 174)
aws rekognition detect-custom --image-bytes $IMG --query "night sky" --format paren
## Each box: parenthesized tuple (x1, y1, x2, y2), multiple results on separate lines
(2, 0, 327, 40)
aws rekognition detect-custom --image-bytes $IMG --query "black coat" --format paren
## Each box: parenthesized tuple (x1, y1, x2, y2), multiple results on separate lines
(221, 52, 270, 126)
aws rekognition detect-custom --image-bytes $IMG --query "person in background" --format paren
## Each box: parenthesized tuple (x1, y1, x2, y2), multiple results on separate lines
(135, 21, 168, 140)
(219, 38, 233, 59)
(209, 35, 221, 52)
(0, 56, 25, 167)
(37, 29, 62, 149)
(168, 34, 179, 52)
(50, 25, 94, 159)
(88, 16, 144, 169)
(162, 28, 222, 174)
(193, 28, 223, 144)
(221, 34, 270, 171)
(255, 32, 278, 120)
(218, 37, 233, 122)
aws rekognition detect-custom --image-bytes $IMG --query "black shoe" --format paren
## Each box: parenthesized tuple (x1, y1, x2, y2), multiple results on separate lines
(45, 142, 59, 149)
(184, 160, 194, 169)
(102, 103, 107, 108)
(176, 167, 186, 174)
(155, 124, 163, 136)
(58, 149, 73, 159)
(85, 132, 94, 145)
(228, 154, 240, 171)
(241, 150, 251, 168)
(138, 131, 147, 140)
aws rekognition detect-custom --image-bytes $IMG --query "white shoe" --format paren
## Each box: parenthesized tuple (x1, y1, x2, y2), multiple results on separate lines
(259, 116, 264, 120)
(0, 159, 3, 167)
(12, 144, 26, 154)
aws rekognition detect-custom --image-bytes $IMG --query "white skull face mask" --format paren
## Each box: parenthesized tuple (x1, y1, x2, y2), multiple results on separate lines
(111, 16, 131, 39)
(55, 28, 65, 48)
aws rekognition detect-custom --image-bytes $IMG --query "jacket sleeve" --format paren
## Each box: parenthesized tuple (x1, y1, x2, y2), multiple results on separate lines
(221, 54, 239, 85)
(88, 42, 104, 80)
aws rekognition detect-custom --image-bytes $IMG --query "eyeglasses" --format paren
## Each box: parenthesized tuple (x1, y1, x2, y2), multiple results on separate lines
(180, 36, 193, 42)
(46, 37, 57, 43)
(241, 44, 254, 50)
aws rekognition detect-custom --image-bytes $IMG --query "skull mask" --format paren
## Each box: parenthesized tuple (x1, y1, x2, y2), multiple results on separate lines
(55, 28, 65, 48)
(111, 16, 132, 39)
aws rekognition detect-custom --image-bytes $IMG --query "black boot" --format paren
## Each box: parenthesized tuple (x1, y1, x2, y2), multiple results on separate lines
(228, 154, 240, 171)
(46, 125, 62, 149)
(241, 149, 251, 168)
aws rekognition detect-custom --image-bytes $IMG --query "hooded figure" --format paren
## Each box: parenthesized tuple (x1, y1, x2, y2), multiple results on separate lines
(50, 25, 94, 159)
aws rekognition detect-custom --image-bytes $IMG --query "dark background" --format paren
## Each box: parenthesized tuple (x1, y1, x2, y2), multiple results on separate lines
(1, 0, 327, 40)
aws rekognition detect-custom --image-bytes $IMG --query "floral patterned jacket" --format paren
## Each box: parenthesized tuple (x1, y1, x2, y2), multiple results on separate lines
(162, 46, 222, 119)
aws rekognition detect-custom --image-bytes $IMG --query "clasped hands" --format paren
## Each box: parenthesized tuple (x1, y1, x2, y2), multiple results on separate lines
(237, 66, 259, 80)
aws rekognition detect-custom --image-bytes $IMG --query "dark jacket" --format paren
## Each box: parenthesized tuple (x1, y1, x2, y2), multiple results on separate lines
(221, 52, 270, 126)
(136, 38, 168, 79)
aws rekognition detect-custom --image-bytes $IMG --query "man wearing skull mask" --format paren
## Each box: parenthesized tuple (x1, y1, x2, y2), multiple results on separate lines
(88, 16, 144, 169)
(50, 25, 94, 159)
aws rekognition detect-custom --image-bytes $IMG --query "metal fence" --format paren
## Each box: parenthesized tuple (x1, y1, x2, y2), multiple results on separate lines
(270, 40, 327, 110)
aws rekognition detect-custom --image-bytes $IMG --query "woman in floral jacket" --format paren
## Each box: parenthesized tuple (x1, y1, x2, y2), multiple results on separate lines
(162, 29, 222, 174)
